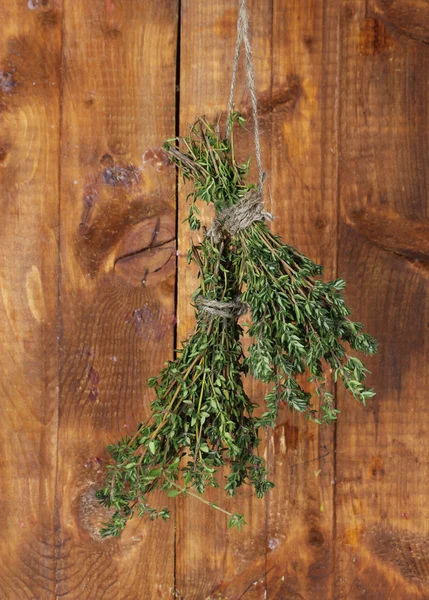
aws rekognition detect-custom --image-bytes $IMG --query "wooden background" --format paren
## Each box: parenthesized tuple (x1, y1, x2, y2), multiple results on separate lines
(1, 0, 428, 598)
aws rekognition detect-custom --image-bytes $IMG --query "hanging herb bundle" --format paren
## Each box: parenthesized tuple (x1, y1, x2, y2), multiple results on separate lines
(96, 113, 377, 537)
(96, 232, 273, 537)
(166, 115, 378, 431)
(96, 0, 377, 537)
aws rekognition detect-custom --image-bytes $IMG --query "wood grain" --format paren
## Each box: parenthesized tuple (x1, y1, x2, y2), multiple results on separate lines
(374, 0, 429, 43)
(0, 1, 61, 597)
(265, 1, 339, 598)
(55, 1, 177, 598)
(335, 1, 429, 598)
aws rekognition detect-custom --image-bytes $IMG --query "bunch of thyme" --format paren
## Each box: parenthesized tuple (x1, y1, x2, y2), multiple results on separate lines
(96, 234, 273, 537)
(165, 114, 377, 423)
(97, 113, 377, 537)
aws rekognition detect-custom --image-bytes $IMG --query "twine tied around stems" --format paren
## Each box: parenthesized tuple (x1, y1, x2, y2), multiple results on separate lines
(196, 296, 249, 319)
(201, 0, 273, 317)
(207, 187, 273, 244)
(207, 0, 273, 244)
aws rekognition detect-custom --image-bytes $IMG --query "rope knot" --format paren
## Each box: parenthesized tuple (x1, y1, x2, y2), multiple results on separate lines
(207, 188, 273, 243)
(196, 296, 248, 319)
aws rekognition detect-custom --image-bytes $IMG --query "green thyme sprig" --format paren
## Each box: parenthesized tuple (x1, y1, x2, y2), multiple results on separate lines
(237, 222, 377, 425)
(164, 113, 378, 426)
(96, 236, 273, 537)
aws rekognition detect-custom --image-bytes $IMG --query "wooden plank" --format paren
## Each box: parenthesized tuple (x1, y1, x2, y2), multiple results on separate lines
(176, 2, 273, 598)
(2, 1, 428, 597)
(0, 1, 61, 598)
(335, 1, 429, 598)
(266, 1, 339, 598)
(55, 1, 178, 598)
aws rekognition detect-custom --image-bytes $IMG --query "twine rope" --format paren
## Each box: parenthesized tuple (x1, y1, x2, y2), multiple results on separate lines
(201, 0, 272, 319)
(196, 297, 248, 319)
(207, 188, 273, 244)
(227, 0, 265, 192)
(207, 0, 273, 244)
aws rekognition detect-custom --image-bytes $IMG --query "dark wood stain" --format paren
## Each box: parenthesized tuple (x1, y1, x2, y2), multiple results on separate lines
(374, 0, 429, 43)
(350, 209, 429, 263)
(370, 526, 429, 586)
(102, 163, 140, 187)
(360, 18, 394, 55)
(36, 8, 59, 28)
